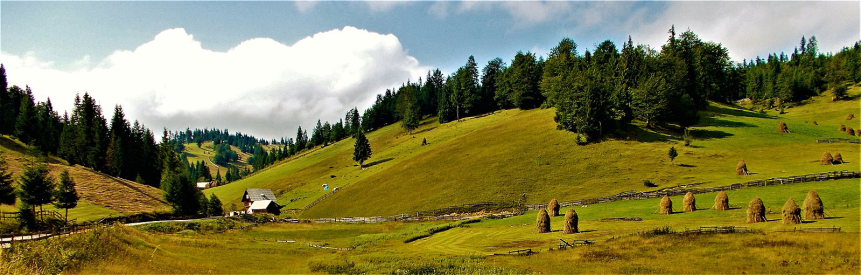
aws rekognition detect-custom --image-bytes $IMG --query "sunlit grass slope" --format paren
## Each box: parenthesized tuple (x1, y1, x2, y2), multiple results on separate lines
(182, 141, 254, 178)
(0, 136, 169, 221)
(208, 85, 860, 217)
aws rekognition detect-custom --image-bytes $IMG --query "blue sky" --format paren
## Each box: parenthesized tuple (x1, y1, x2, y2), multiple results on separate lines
(1, 1, 858, 139)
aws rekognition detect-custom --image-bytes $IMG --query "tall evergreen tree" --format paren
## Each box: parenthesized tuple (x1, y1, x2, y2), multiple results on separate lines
(17, 165, 56, 217)
(353, 130, 372, 168)
(399, 82, 421, 134)
(208, 194, 223, 216)
(53, 170, 79, 224)
(0, 152, 15, 205)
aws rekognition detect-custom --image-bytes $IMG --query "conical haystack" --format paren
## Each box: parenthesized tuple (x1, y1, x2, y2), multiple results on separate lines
(747, 197, 767, 223)
(683, 192, 697, 212)
(833, 152, 843, 164)
(802, 190, 825, 220)
(736, 160, 749, 175)
(848, 128, 856, 136)
(563, 209, 579, 234)
(548, 199, 560, 217)
(713, 191, 729, 210)
(839, 124, 846, 132)
(779, 122, 790, 133)
(821, 152, 834, 165)
(537, 209, 551, 233)
(782, 198, 802, 225)
(659, 196, 673, 215)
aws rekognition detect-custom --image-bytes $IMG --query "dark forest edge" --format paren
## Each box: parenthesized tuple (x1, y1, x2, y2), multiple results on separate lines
(0, 26, 859, 218)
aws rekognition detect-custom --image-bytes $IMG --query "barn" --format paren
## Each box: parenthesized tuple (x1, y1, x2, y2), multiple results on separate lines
(242, 188, 281, 215)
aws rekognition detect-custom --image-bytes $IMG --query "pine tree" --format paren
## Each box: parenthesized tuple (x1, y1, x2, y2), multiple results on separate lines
(353, 130, 372, 168)
(668, 146, 678, 165)
(17, 165, 56, 219)
(208, 194, 223, 216)
(400, 82, 421, 134)
(0, 152, 15, 205)
(53, 170, 79, 224)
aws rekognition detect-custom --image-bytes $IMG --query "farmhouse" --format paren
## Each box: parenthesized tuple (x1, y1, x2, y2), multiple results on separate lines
(243, 188, 281, 215)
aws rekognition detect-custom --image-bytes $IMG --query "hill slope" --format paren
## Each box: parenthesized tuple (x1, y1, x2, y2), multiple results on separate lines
(207, 85, 861, 218)
(0, 136, 169, 221)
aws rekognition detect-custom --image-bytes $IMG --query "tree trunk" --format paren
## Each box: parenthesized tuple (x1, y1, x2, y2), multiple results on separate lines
(65, 208, 69, 225)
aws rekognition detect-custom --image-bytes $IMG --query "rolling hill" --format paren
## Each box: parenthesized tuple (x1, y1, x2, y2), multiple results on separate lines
(206, 85, 861, 218)
(182, 141, 256, 178)
(0, 136, 169, 221)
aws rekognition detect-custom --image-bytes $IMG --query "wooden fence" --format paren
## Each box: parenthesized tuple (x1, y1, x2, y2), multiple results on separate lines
(1, 223, 103, 249)
(525, 170, 860, 211)
(816, 138, 861, 144)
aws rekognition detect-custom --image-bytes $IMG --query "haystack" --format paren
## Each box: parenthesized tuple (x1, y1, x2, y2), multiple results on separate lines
(537, 209, 551, 233)
(782, 198, 802, 225)
(713, 191, 730, 211)
(659, 196, 673, 215)
(548, 199, 560, 217)
(683, 192, 696, 212)
(821, 152, 834, 165)
(839, 124, 846, 132)
(747, 197, 767, 223)
(563, 208, 579, 234)
(833, 152, 843, 164)
(802, 190, 825, 220)
(736, 160, 749, 175)
(778, 122, 790, 133)
(848, 128, 857, 136)
(812, 121, 818, 125)
(848, 114, 855, 120)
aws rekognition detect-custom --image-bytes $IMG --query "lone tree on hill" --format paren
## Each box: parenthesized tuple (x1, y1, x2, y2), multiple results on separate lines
(668, 146, 678, 165)
(0, 152, 16, 205)
(536, 208, 551, 233)
(353, 130, 372, 169)
(18, 165, 56, 220)
(53, 170, 79, 224)
(548, 199, 560, 216)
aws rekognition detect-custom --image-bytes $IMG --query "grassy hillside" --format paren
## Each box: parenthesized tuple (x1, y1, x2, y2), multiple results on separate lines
(207, 85, 860, 218)
(182, 141, 254, 178)
(9, 177, 857, 274)
(0, 136, 169, 222)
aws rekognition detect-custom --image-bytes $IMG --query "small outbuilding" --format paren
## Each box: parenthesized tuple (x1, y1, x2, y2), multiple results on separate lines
(242, 188, 281, 215)
(196, 181, 213, 189)
(247, 200, 281, 215)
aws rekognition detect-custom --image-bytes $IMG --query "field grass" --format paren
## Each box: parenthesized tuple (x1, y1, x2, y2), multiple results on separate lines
(204, 84, 859, 218)
(0, 136, 170, 223)
(182, 141, 255, 179)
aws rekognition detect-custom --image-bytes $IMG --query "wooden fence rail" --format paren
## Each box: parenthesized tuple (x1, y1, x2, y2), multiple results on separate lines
(816, 138, 861, 144)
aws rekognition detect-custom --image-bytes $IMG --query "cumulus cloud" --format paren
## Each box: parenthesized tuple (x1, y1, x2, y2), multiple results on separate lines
(1, 26, 427, 139)
(629, 1, 859, 61)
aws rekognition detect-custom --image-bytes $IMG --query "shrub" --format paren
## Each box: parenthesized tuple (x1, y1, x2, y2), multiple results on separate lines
(782, 198, 802, 225)
(643, 180, 658, 188)
(821, 152, 834, 165)
(536, 209, 550, 233)
(683, 192, 696, 212)
(736, 160, 749, 175)
(548, 199, 560, 217)
(832, 85, 848, 101)
(563, 208, 579, 234)
(713, 191, 729, 210)
(659, 196, 673, 215)
(802, 190, 825, 220)
(747, 197, 767, 223)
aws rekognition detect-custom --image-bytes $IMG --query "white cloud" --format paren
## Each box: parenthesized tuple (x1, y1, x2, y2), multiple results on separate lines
(629, 1, 859, 62)
(294, 1, 318, 13)
(1, 26, 427, 139)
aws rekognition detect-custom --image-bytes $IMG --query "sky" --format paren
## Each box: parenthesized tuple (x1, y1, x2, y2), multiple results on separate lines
(1, 1, 859, 140)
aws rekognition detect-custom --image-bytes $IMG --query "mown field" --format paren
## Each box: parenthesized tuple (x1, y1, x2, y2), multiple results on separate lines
(0, 136, 169, 223)
(4, 177, 856, 274)
(206, 85, 861, 218)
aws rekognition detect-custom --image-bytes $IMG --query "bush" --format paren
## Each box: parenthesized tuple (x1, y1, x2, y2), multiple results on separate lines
(308, 259, 361, 274)
(643, 180, 658, 187)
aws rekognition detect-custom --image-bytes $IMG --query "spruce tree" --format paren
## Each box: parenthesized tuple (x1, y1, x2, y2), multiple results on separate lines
(53, 170, 79, 224)
(208, 194, 223, 216)
(353, 130, 372, 168)
(668, 146, 678, 165)
(0, 152, 15, 205)
(17, 165, 56, 218)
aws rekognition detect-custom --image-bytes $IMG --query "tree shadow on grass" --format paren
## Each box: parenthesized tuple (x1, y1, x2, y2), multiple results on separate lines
(623, 125, 675, 143)
(708, 103, 776, 119)
(697, 116, 756, 128)
(688, 129, 733, 140)
(678, 164, 696, 167)
(411, 126, 437, 136)
(364, 157, 394, 168)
